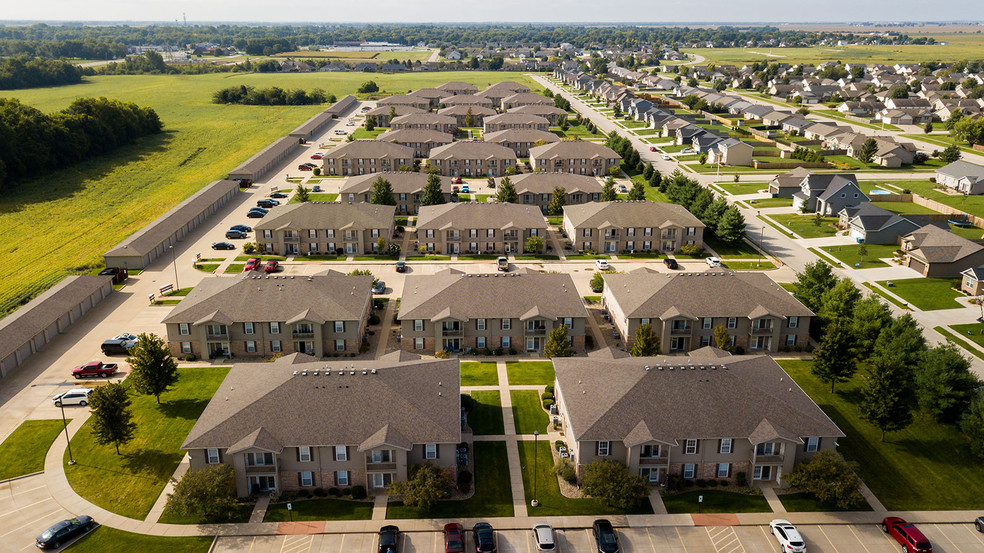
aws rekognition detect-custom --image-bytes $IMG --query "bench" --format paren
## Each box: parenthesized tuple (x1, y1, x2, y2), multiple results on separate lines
(159, 283, 174, 296)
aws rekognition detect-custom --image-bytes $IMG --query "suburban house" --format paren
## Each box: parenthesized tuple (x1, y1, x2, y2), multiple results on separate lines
(367, 105, 426, 127)
(563, 201, 704, 254)
(390, 113, 458, 134)
(253, 202, 395, 256)
(181, 353, 460, 496)
(901, 224, 984, 278)
(960, 266, 984, 296)
(408, 88, 451, 109)
(399, 269, 588, 353)
(529, 142, 621, 176)
(707, 138, 754, 166)
(437, 81, 479, 96)
(377, 129, 454, 158)
(162, 272, 373, 359)
(602, 269, 813, 352)
(483, 113, 551, 133)
(838, 203, 925, 245)
(508, 104, 568, 125)
(415, 202, 547, 254)
(552, 348, 844, 485)
(768, 167, 811, 198)
(936, 160, 984, 195)
(321, 141, 414, 176)
(438, 105, 498, 127)
(509, 173, 603, 212)
(483, 129, 560, 157)
(338, 172, 454, 215)
(427, 142, 517, 177)
(791, 173, 869, 215)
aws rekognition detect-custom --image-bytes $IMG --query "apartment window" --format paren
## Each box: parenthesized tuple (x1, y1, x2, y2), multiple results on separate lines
(263, 229, 273, 239)
(371, 473, 394, 488)
(371, 229, 380, 238)
(583, 228, 592, 237)
(789, 316, 799, 329)
(476, 337, 486, 349)
(371, 450, 393, 463)
(334, 470, 349, 486)
(501, 336, 511, 348)
(700, 335, 711, 347)
(703, 317, 712, 329)
(469, 229, 478, 238)
(334, 321, 345, 333)
(271, 340, 282, 352)
(501, 319, 511, 330)
(753, 466, 771, 480)
(180, 342, 192, 354)
(334, 445, 348, 461)
(756, 442, 777, 456)
(414, 338, 424, 350)
(244, 322, 254, 335)
(670, 337, 687, 351)
(717, 463, 731, 478)
(335, 340, 345, 352)
(300, 471, 314, 487)
(414, 319, 423, 332)
(640, 444, 660, 458)
(719, 438, 733, 454)
(270, 322, 280, 334)
(563, 317, 573, 329)
(308, 229, 317, 239)
(640, 318, 650, 326)
(486, 229, 495, 238)
(786, 334, 796, 346)
(425, 444, 438, 459)
(688, 227, 696, 236)
(805, 437, 820, 452)
(206, 448, 220, 464)
(685, 439, 698, 455)
(326, 229, 335, 238)
(179, 323, 190, 336)
(247, 452, 274, 466)
(596, 441, 610, 456)
(682, 464, 696, 479)
(727, 317, 737, 329)
(476, 319, 486, 330)
(245, 341, 256, 353)
(298, 446, 311, 462)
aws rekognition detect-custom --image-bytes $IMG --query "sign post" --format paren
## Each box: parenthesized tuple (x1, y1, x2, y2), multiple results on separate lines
(287, 502, 293, 522)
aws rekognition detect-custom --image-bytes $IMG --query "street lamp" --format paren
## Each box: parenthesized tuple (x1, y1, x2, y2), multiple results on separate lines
(60, 401, 75, 465)
(531, 430, 539, 507)
(169, 244, 180, 293)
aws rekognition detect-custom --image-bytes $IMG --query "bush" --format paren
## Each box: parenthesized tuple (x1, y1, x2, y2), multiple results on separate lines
(684, 479, 695, 487)
(555, 458, 577, 485)
(494, 347, 503, 356)
(243, 242, 257, 254)
(460, 393, 475, 410)
(734, 346, 745, 355)
(696, 478, 707, 487)
(185, 354, 197, 361)
(707, 479, 718, 487)
(351, 485, 367, 499)
(680, 244, 704, 256)
(541, 392, 554, 401)
(542, 398, 555, 409)
(719, 480, 729, 487)
(793, 345, 803, 352)
(555, 440, 565, 451)
(368, 314, 381, 325)
(735, 472, 747, 487)
(544, 384, 555, 395)
(299, 489, 312, 498)
(508, 347, 517, 355)
(359, 342, 370, 354)
(458, 470, 472, 493)
(482, 347, 493, 356)
(805, 344, 815, 353)
(313, 487, 327, 497)
(328, 487, 340, 496)
(341, 487, 351, 496)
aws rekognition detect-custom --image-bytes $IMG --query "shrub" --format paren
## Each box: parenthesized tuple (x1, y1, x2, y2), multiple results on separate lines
(696, 479, 707, 487)
(555, 458, 577, 485)
(299, 489, 312, 498)
(351, 485, 367, 500)
(555, 440, 565, 451)
(541, 392, 554, 401)
(368, 314, 381, 325)
(328, 487, 340, 496)
(457, 470, 472, 493)
(680, 244, 704, 256)
(684, 479, 695, 487)
(707, 479, 718, 487)
(542, 398, 555, 409)
(341, 487, 351, 496)
(243, 242, 256, 254)
(544, 384, 554, 395)
(494, 347, 503, 356)
(666, 475, 685, 491)
(793, 345, 803, 352)
(805, 344, 815, 353)
(185, 354, 197, 361)
(359, 342, 370, 354)
(735, 472, 747, 487)
(313, 487, 327, 497)
(734, 346, 745, 355)
(482, 347, 493, 356)
(508, 347, 517, 355)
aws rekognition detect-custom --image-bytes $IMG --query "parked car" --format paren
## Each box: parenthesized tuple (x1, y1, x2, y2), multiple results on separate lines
(264, 260, 279, 273)
(377, 525, 399, 553)
(244, 258, 262, 271)
(664, 258, 679, 270)
(395, 261, 407, 273)
(334, 130, 346, 135)
(270, 192, 288, 199)
(882, 517, 932, 553)
(212, 242, 236, 250)
(230, 224, 252, 233)
(662, 154, 671, 160)
(246, 210, 265, 218)
(497, 256, 510, 272)
(53, 388, 93, 407)
(112, 333, 137, 342)
(72, 361, 118, 379)
(453, 176, 463, 184)
(706, 256, 721, 267)
(770, 519, 806, 553)
(618, 184, 628, 193)
(101, 338, 136, 355)
(595, 259, 610, 270)
(532, 523, 555, 551)
(297, 163, 317, 171)
(473, 522, 496, 553)
(372, 281, 386, 294)
(444, 523, 465, 553)
(592, 519, 621, 553)
(97, 266, 128, 284)
(649, 146, 657, 152)
(257, 199, 280, 208)
(461, 184, 470, 193)
(976, 516, 984, 533)
(35, 515, 95, 550)
(249, 206, 269, 214)
(310, 152, 324, 159)
(225, 230, 247, 239)
(347, 121, 355, 126)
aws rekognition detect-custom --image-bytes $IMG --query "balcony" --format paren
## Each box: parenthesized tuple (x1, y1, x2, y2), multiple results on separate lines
(447, 233, 461, 241)
(525, 328, 547, 336)
(755, 454, 784, 464)
(670, 326, 691, 335)
(752, 326, 774, 335)
(638, 455, 669, 466)
(366, 461, 397, 471)
(292, 331, 315, 339)
(503, 232, 518, 240)
(245, 464, 276, 473)
(442, 329, 463, 337)
(206, 330, 227, 338)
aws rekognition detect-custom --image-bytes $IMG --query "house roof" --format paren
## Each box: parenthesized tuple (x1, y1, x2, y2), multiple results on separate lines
(408, 87, 449, 100)
(961, 266, 984, 280)
(501, 92, 554, 106)
(322, 140, 414, 160)
(484, 129, 560, 145)
(817, 179, 868, 202)
(937, 160, 984, 183)
(416, 201, 546, 231)
(903, 224, 984, 263)
(484, 113, 551, 127)
(377, 129, 455, 144)
(429, 141, 517, 160)
(182, 355, 461, 451)
(508, 173, 604, 195)
(508, 104, 568, 117)
(529, 141, 620, 160)
(802, 173, 858, 193)
(437, 105, 498, 117)
(390, 113, 457, 127)
(564, 200, 704, 230)
(377, 94, 430, 107)
(770, 167, 811, 189)
(339, 172, 454, 195)
(439, 94, 494, 107)
(399, 268, 588, 322)
(554, 350, 844, 445)
(437, 82, 479, 93)
(252, 202, 394, 234)
(367, 105, 425, 118)
(162, 272, 372, 325)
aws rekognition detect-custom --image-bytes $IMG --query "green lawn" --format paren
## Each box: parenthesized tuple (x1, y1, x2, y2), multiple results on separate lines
(505, 361, 555, 385)
(460, 362, 499, 386)
(716, 181, 769, 196)
(871, 201, 940, 215)
(778, 491, 871, 512)
(722, 261, 775, 270)
(938, 326, 984, 362)
(875, 278, 964, 311)
(223, 263, 245, 273)
(703, 235, 761, 259)
(514, 254, 561, 260)
(889, 179, 984, 221)
(686, 36, 984, 65)
(779, 359, 984, 510)
(467, 391, 505, 435)
(863, 283, 910, 310)
(511, 390, 549, 435)
(746, 197, 793, 208)
(192, 263, 219, 273)
(65, 526, 212, 553)
(813, 109, 902, 131)
(769, 213, 840, 239)
(552, 124, 605, 140)
(405, 255, 452, 261)
(567, 254, 610, 260)
(0, 420, 66, 480)
(901, 133, 984, 158)
(518, 441, 653, 516)
(387, 441, 513, 518)
(662, 490, 771, 514)
(820, 244, 899, 269)
(290, 193, 338, 203)
(157, 501, 253, 524)
(948, 323, 984, 351)
(264, 498, 373, 522)
(64, 367, 229, 520)
(950, 225, 984, 240)
(350, 128, 386, 139)
(457, 254, 499, 260)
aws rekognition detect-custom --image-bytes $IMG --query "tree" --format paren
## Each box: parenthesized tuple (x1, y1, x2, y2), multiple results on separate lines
(295, 184, 309, 203)
(376, 236, 386, 253)
(872, 313, 926, 369)
(793, 261, 838, 313)
(643, 164, 654, 180)
(627, 178, 646, 201)
(165, 465, 236, 522)
(713, 325, 731, 352)
(389, 105, 397, 122)
(495, 176, 518, 203)
(464, 107, 474, 128)
(697, 152, 708, 165)
(421, 173, 445, 206)
(715, 206, 746, 246)
(525, 235, 544, 252)
(916, 343, 981, 424)
(786, 450, 865, 510)
(364, 114, 377, 132)
(388, 462, 453, 514)
(547, 186, 566, 216)
(860, 359, 916, 441)
(357, 80, 378, 93)
(630, 324, 660, 356)
(939, 144, 962, 163)
(649, 169, 662, 189)
(961, 392, 984, 460)
(89, 382, 136, 455)
(590, 271, 605, 292)
(812, 320, 857, 392)
(889, 86, 909, 99)
(856, 243, 867, 264)
(544, 324, 574, 358)
(370, 176, 396, 205)
(856, 137, 878, 163)
(127, 333, 178, 404)
(813, 212, 824, 227)
(817, 279, 861, 325)
(851, 296, 892, 359)
(924, 121, 933, 134)
(952, 117, 984, 146)
(580, 459, 649, 510)
(601, 178, 617, 201)
(689, 189, 714, 221)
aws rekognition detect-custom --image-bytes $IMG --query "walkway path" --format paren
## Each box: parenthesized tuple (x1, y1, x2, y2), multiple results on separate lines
(496, 361, 530, 519)
(760, 487, 786, 514)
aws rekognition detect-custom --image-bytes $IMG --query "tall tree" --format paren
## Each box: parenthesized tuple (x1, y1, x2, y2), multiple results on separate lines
(127, 333, 179, 404)
(689, 189, 714, 221)
(817, 279, 861, 326)
(713, 325, 732, 351)
(547, 186, 566, 216)
(387, 462, 453, 514)
(851, 296, 892, 360)
(961, 391, 984, 460)
(370, 176, 396, 205)
(581, 459, 650, 510)
(464, 107, 474, 128)
(165, 464, 237, 522)
(630, 324, 660, 356)
(793, 261, 838, 313)
(856, 137, 877, 163)
(495, 176, 518, 203)
(939, 144, 962, 163)
(871, 313, 926, 369)
(860, 358, 916, 441)
(544, 324, 574, 358)
(364, 114, 377, 132)
(701, 197, 729, 233)
(524, 235, 544, 252)
(420, 173, 446, 206)
(627, 178, 646, 200)
(295, 184, 310, 203)
(812, 320, 857, 392)
(715, 206, 746, 246)
(601, 178, 618, 201)
(89, 382, 136, 455)
(916, 343, 981, 424)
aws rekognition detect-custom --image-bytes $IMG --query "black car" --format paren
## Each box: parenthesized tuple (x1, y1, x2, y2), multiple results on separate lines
(246, 210, 265, 218)
(270, 192, 288, 199)
(230, 224, 252, 233)
(377, 525, 399, 553)
(211, 242, 236, 250)
(473, 522, 496, 552)
(257, 199, 280, 208)
(395, 261, 406, 273)
(101, 339, 136, 355)
(976, 516, 984, 533)
(226, 230, 247, 239)
(248, 206, 269, 213)
(592, 519, 620, 553)
(36, 516, 95, 549)
(663, 258, 679, 270)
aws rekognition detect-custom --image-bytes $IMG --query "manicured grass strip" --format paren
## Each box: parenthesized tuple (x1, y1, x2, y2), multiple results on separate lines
(405, 255, 452, 261)
(941, 324, 984, 361)
(0, 420, 66, 480)
(518, 440, 653, 516)
(662, 490, 771, 514)
(65, 367, 229, 520)
(779, 282, 797, 293)
(769, 213, 839, 239)
(66, 526, 212, 553)
(567, 254, 610, 260)
(511, 390, 549, 434)
(387, 441, 513, 518)
(716, 181, 769, 196)
(777, 491, 871, 512)
(820, 244, 898, 269)
(224, 263, 245, 273)
(514, 255, 560, 260)
(746, 197, 793, 208)
(264, 498, 372, 522)
(158, 502, 253, 524)
(289, 193, 338, 203)
(458, 254, 499, 260)
(234, 255, 287, 262)
(779, 359, 984, 510)
(871, 201, 940, 215)
(460, 362, 499, 386)
(468, 391, 505, 436)
(722, 261, 775, 270)
(192, 263, 219, 272)
(875, 278, 963, 311)
(506, 361, 555, 385)
(759, 215, 798, 238)
(862, 283, 910, 310)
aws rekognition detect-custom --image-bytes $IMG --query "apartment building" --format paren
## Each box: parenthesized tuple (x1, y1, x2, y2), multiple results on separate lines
(415, 202, 547, 254)
(563, 201, 704, 253)
(253, 202, 395, 256)
(529, 142, 621, 176)
(321, 141, 414, 176)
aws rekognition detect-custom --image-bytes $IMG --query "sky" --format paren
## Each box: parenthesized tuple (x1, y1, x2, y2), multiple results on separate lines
(4, 0, 984, 25)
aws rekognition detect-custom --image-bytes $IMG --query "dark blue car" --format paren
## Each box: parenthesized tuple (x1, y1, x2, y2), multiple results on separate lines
(36, 516, 95, 549)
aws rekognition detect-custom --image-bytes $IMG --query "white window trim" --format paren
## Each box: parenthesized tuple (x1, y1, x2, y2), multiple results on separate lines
(719, 438, 732, 454)
(206, 448, 220, 464)
(683, 463, 695, 479)
(334, 445, 348, 461)
(336, 470, 349, 486)
(597, 441, 610, 456)
(425, 444, 438, 459)
(685, 439, 698, 455)
(300, 471, 313, 487)
(299, 446, 311, 462)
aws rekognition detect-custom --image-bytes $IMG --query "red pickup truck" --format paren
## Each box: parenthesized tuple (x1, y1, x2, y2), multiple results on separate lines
(72, 361, 119, 379)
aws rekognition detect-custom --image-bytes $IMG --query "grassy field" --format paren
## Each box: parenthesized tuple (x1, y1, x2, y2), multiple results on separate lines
(703, 235, 761, 259)
(769, 214, 840, 239)
(746, 197, 793, 208)
(461, 362, 499, 386)
(779, 359, 984, 510)
(66, 526, 212, 553)
(716, 181, 769, 196)
(0, 420, 66, 480)
(0, 71, 538, 317)
(505, 361, 555, 385)
(157, 501, 252, 524)
(948, 323, 984, 350)
(264, 498, 373, 521)
(820, 243, 899, 269)
(662, 490, 770, 514)
(64, 367, 229, 520)
(290, 193, 338, 203)
(901, 133, 984, 158)
(467, 391, 505, 435)
(875, 278, 964, 311)
(511, 390, 549, 434)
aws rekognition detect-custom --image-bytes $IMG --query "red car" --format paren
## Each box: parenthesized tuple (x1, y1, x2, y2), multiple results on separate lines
(649, 146, 657, 151)
(310, 152, 324, 159)
(243, 258, 261, 271)
(882, 517, 932, 553)
(72, 361, 119, 379)
(453, 176, 463, 184)
(264, 260, 279, 273)
(444, 523, 464, 553)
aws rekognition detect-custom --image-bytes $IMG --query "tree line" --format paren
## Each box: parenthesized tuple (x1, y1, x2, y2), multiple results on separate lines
(212, 85, 335, 105)
(0, 56, 82, 89)
(0, 96, 163, 191)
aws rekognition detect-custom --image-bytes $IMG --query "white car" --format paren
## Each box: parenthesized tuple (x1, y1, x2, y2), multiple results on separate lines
(662, 154, 671, 160)
(706, 256, 721, 267)
(532, 523, 555, 551)
(595, 259, 610, 270)
(770, 519, 806, 553)
(53, 388, 93, 407)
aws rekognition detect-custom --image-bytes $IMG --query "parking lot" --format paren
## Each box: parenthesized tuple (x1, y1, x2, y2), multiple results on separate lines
(0, 474, 74, 553)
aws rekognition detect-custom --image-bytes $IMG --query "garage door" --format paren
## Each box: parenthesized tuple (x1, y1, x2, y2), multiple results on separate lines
(908, 258, 927, 275)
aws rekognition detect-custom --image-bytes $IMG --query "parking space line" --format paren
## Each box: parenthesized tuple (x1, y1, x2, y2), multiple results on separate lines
(246, 536, 256, 553)
(0, 497, 57, 517)
(646, 527, 658, 553)
(337, 533, 345, 553)
(817, 525, 843, 553)
(933, 524, 966, 553)
(961, 524, 984, 546)
(706, 527, 745, 553)
(676, 527, 691, 553)
(759, 525, 778, 551)
(0, 506, 65, 538)
(281, 534, 314, 553)
(847, 525, 879, 553)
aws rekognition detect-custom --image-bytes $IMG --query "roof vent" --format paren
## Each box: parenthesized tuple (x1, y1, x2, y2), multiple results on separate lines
(350, 370, 355, 375)
(313, 371, 319, 376)
(668, 366, 674, 370)
(789, 388, 793, 392)
(699, 365, 705, 370)
(362, 370, 367, 375)
(301, 371, 308, 376)
(371, 369, 377, 374)
(293, 371, 298, 376)
(644, 365, 650, 371)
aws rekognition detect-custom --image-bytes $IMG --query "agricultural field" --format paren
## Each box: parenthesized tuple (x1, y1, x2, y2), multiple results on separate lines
(0, 71, 539, 316)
